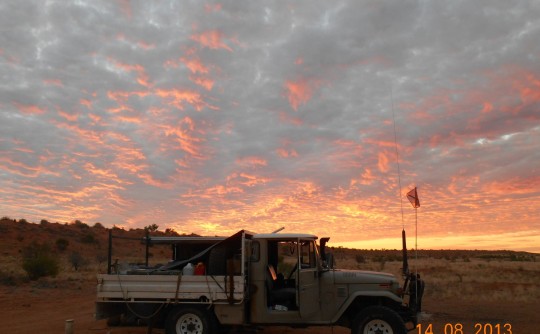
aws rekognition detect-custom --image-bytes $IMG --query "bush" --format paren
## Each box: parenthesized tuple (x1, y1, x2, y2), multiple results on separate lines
(144, 224, 159, 232)
(93, 222, 104, 229)
(69, 252, 87, 271)
(355, 254, 366, 264)
(73, 220, 89, 229)
(22, 242, 59, 280)
(0, 270, 18, 286)
(55, 238, 69, 251)
(81, 232, 97, 244)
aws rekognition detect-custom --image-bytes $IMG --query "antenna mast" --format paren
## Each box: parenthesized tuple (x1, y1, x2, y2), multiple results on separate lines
(390, 85, 405, 229)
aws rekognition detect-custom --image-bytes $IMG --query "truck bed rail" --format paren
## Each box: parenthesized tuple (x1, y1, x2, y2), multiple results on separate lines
(97, 273, 245, 304)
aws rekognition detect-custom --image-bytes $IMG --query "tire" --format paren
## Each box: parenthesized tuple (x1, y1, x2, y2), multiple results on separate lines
(165, 307, 216, 334)
(352, 306, 407, 334)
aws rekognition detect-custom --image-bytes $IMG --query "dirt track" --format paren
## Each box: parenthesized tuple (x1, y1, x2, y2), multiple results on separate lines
(1, 277, 538, 334)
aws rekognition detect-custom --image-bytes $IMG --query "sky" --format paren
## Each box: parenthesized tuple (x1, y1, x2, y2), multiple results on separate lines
(1, 1, 539, 252)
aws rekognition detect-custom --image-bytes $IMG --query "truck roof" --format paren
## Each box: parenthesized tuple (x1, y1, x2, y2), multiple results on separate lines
(253, 233, 318, 240)
(143, 236, 226, 245)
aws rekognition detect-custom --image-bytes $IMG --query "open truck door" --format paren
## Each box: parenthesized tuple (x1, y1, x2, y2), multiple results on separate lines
(298, 239, 320, 318)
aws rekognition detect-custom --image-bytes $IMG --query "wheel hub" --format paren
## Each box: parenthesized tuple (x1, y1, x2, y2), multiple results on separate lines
(363, 319, 393, 334)
(176, 313, 203, 334)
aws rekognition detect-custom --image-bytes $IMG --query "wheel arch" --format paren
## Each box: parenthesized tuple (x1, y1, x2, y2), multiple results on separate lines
(332, 292, 404, 327)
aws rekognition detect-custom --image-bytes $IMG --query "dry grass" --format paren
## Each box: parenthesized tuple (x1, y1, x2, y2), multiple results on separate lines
(336, 256, 540, 302)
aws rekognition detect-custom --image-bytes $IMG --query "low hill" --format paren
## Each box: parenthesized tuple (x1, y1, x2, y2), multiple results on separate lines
(1, 216, 537, 284)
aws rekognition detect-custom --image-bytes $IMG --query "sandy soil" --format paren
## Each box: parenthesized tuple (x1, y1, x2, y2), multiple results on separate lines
(1, 277, 538, 334)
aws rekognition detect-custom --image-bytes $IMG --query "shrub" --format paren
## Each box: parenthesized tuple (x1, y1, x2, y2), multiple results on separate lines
(144, 224, 159, 232)
(165, 228, 178, 235)
(40, 219, 50, 225)
(96, 252, 108, 266)
(55, 238, 69, 251)
(93, 222, 104, 229)
(0, 270, 17, 286)
(21, 242, 59, 280)
(355, 254, 366, 264)
(81, 232, 96, 244)
(73, 220, 89, 229)
(69, 252, 86, 271)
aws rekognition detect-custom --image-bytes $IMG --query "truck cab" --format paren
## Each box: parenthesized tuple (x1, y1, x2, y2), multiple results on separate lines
(246, 233, 421, 330)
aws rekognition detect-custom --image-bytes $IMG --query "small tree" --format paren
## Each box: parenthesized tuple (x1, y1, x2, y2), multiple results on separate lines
(355, 254, 366, 264)
(73, 220, 89, 229)
(81, 232, 97, 244)
(93, 222, 105, 229)
(165, 228, 178, 236)
(55, 238, 69, 252)
(69, 252, 86, 271)
(22, 242, 59, 280)
(144, 224, 159, 232)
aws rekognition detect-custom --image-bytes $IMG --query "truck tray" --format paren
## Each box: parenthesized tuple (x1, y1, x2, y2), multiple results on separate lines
(96, 274, 244, 304)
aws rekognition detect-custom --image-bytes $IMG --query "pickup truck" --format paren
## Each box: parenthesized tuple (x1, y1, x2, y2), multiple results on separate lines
(95, 229, 423, 334)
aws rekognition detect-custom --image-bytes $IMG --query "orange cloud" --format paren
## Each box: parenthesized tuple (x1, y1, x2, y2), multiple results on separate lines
(109, 59, 151, 87)
(0, 157, 55, 178)
(482, 177, 540, 195)
(107, 90, 149, 102)
(43, 79, 63, 86)
(236, 156, 268, 168)
(80, 99, 92, 109)
(155, 88, 207, 111)
(190, 75, 214, 91)
(191, 30, 233, 52)
(227, 172, 271, 187)
(118, 0, 132, 19)
(481, 102, 493, 113)
(84, 162, 120, 180)
(205, 184, 243, 196)
(359, 168, 375, 185)
(377, 151, 390, 173)
(14, 103, 46, 115)
(278, 112, 304, 125)
(276, 148, 298, 158)
(88, 113, 101, 123)
(58, 109, 78, 122)
(114, 115, 142, 123)
(137, 41, 155, 50)
(181, 57, 210, 74)
(204, 4, 222, 12)
(160, 117, 205, 157)
(284, 79, 312, 111)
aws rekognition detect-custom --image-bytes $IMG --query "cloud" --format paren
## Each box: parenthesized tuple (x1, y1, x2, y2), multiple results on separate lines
(1, 0, 539, 251)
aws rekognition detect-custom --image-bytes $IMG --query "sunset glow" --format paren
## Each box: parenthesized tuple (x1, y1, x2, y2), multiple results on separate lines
(1, 1, 539, 252)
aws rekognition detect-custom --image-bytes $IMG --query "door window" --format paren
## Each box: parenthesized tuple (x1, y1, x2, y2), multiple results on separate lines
(300, 241, 316, 269)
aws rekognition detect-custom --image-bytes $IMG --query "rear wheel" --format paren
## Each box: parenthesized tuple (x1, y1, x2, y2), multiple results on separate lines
(352, 306, 407, 334)
(165, 307, 215, 334)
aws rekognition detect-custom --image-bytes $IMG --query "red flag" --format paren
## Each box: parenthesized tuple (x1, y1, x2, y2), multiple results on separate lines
(406, 187, 420, 208)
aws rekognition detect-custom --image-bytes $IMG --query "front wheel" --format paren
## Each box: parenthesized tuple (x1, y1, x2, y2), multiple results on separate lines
(352, 306, 407, 334)
(165, 307, 216, 334)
